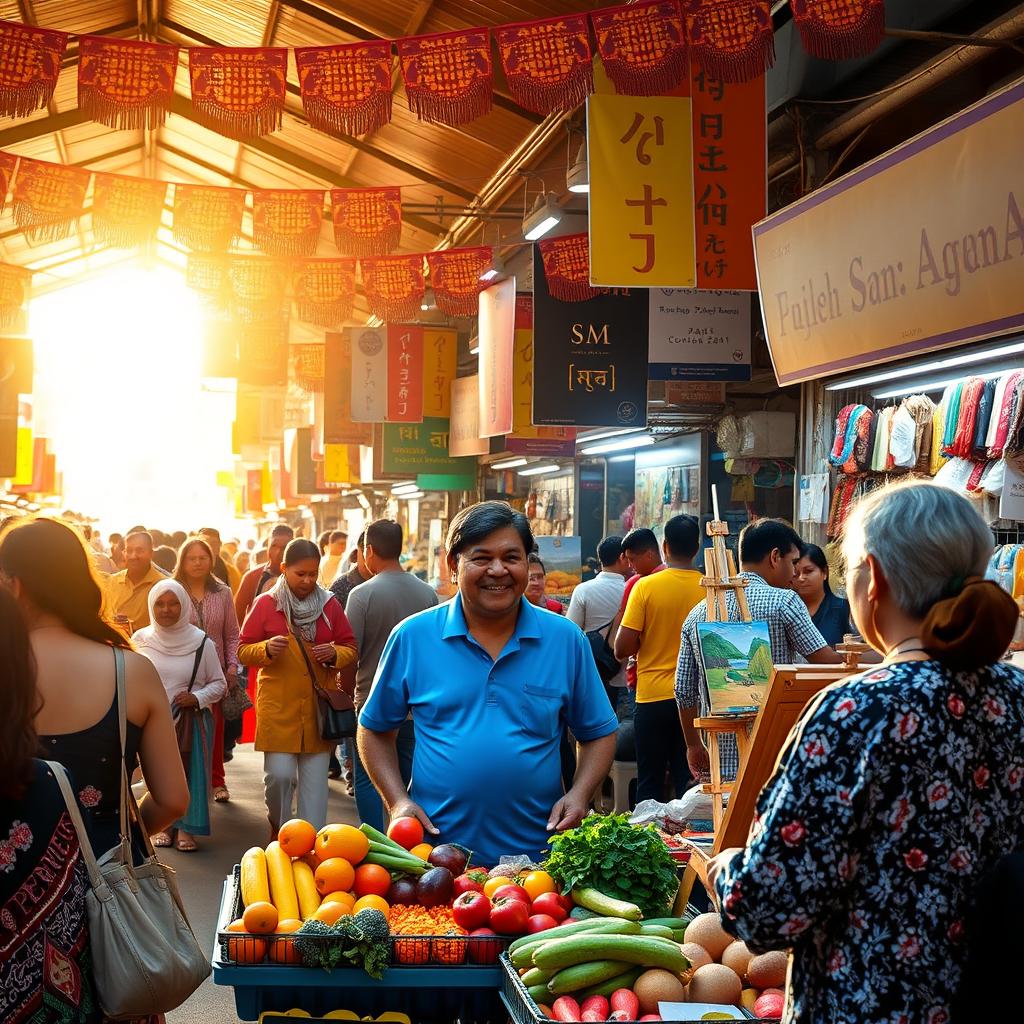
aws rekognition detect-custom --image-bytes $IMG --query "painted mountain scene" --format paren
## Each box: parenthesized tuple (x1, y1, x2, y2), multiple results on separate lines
(696, 620, 773, 715)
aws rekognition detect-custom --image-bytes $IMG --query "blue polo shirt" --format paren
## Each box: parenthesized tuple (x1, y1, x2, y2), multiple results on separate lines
(360, 594, 617, 866)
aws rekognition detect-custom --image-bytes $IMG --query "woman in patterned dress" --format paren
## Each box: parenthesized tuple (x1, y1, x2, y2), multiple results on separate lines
(709, 481, 1024, 1024)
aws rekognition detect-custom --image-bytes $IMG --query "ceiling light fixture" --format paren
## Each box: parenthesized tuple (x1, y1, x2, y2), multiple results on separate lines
(608, 454, 636, 463)
(392, 484, 420, 496)
(491, 456, 528, 470)
(523, 194, 561, 242)
(479, 255, 505, 282)
(580, 434, 656, 456)
(871, 368, 1010, 400)
(566, 139, 589, 194)
(517, 462, 561, 476)
(576, 427, 645, 445)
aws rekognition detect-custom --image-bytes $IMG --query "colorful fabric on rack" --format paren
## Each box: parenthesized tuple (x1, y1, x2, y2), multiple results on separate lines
(986, 375, 1012, 450)
(888, 403, 916, 469)
(185, 253, 229, 307)
(904, 393, 935, 474)
(425, 247, 491, 317)
(846, 407, 873, 475)
(0, 262, 30, 328)
(685, 0, 774, 85)
(291, 343, 325, 393)
(91, 173, 167, 248)
(538, 232, 598, 302)
(360, 253, 425, 323)
(972, 378, 998, 458)
(331, 187, 402, 257)
(172, 184, 245, 252)
(295, 40, 393, 137)
(496, 15, 593, 115)
(941, 381, 965, 455)
(828, 403, 858, 467)
(228, 257, 288, 322)
(12, 159, 89, 242)
(948, 377, 985, 459)
(291, 258, 356, 327)
(0, 20, 67, 118)
(990, 371, 1023, 458)
(1002, 377, 1024, 461)
(0, 151, 18, 213)
(252, 189, 324, 258)
(790, 0, 886, 61)
(592, 1, 688, 96)
(78, 36, 179, 130)
(826, 475, 857, 541)
(398, 29, 493, 127)
(189, 47, 287, 141)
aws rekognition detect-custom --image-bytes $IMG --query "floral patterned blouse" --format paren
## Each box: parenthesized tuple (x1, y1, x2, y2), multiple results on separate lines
(715, 659, 1024, 1024)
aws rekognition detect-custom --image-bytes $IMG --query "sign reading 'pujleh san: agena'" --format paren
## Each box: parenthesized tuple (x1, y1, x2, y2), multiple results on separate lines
(754, 78, 1024, 386)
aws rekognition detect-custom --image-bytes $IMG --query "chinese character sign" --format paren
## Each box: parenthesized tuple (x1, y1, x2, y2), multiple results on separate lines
(324, 331, 373, 445)
(349, 325, 388, 422)
(422, 327, 457, 418)
(588, 92, 695, 288)
(478, 276, 516, 437)
(386, 325, 424, 423)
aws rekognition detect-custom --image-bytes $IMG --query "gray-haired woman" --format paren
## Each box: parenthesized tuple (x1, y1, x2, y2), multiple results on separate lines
(707, 480, 1024, 1024)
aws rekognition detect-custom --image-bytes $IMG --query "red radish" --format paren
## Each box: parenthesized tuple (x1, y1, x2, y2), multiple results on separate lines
(610, 990, 640, 1019)
(581, 994, 609, 1021)
(551, 996, 582, 1022)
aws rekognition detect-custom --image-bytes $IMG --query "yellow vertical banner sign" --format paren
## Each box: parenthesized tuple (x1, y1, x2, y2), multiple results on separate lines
(260, 462, 274, 507)
(588, 93, 696, 287)
(13, 427, 32, 485)
(421, 328, 457, 418)
(323, 443, 351, 483)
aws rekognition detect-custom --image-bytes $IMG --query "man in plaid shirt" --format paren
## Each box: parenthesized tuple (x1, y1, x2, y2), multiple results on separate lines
(675, 520, 843, 780)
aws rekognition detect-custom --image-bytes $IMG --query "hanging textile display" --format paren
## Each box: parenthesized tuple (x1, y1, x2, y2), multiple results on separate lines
(228, 257, 288, 322)
(291, 258, 355, 327)
(291, 343, 326, 393)
(791, 0, 886, 61)
(0, 263, 30, 329)
(0, 20, 67, 118)
(591, 1, 688, 97)
(11, 159, 89, 242)
(172, 184, 245, 252)
(295, 40, 392, 137)
(185, 253, 229, 308)
(685, 0, 775, 83)
(495, 15, 592, 116)
(397, 28, 493, 127)
(331, 187, 402, 257)
(189, 47, 288, 141)
(425, 246, 491, 317)
(252, 189, 324, 258)
(360, 253, 425, 323)
(0, 152, 17, 213)
(78, 36, 179, 130)
(537, 232, 598, 302)
(91, 173, 167, 248)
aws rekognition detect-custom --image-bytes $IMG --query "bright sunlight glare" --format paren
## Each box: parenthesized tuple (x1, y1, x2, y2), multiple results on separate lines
(31, 265, 237, 532)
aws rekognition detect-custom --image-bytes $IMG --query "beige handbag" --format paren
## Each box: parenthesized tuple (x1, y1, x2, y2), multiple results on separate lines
(46, 646, 210, 1019)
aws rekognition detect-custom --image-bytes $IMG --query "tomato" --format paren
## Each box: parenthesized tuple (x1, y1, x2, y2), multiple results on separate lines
(387, 816, 425, 851)
(531, 892, 568, 922)
(527, 913, 560, 934)
(452, 891, 492, 930)
(489, 896, 530, 935)
(467, 927, 501, 964)
(482, 875, 514, 899)
(521, 870, 557, 900)
(492, 883, 530, 906)
(453, 870, 489, 897)
(353, 863, 392, 898)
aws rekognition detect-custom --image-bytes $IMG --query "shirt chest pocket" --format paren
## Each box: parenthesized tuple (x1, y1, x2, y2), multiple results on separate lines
(519, 683, 564, 738)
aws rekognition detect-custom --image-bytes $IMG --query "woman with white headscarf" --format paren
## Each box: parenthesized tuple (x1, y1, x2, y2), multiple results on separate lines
(133, 579, 226, 852)
(239, 538, 357, 833)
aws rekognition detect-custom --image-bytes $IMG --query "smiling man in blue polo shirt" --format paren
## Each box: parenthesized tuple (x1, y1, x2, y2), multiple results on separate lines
(358, 501, 618, 865)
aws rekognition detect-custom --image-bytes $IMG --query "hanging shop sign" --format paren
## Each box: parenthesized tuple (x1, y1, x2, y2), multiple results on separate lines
(755, 78, 1024, 386)
(386, 324, 424, 423)
(533, 247, 649, 429)
(380, 417, 477, 476)
(324, 331, 372, 445)
(237, 320, 289, 387)
(323, 443, 360, 484)
(666, 380, 726, 405)
(349, 324, 388, 422)
(417, 472, 476, 490)
(588, 92, 695, 287)
(0, 337, 30, 477)
(648, 288, 751, 381)
(478, 276, 516, 437)
(422, 327, 457, 418)
(691, 61, 765, 290)
(450, 375, 490, 457)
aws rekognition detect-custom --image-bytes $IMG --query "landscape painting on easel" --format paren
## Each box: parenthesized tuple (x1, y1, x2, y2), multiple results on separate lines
(697, 620, 773, 715)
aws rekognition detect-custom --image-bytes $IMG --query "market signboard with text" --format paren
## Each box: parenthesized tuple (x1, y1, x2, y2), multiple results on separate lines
(754, 79, 1024, 386)
(648, 289, 751, 381)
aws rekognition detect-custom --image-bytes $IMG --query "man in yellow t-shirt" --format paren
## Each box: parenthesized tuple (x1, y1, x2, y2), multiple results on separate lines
(105, 530, 165, 631)
(615, 514, 704, 803)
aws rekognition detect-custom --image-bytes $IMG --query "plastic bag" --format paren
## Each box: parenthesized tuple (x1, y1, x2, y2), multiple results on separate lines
(629, 786, 727, 833)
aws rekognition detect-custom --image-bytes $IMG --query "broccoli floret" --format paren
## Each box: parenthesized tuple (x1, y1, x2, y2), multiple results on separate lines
(335, 910, 390, 979)
(294, 919, 347, 970)
(354, 909, 389, 942)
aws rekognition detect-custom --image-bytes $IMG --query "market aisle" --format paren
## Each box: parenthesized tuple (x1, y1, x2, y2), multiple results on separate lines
(166, 745, 359, 1024)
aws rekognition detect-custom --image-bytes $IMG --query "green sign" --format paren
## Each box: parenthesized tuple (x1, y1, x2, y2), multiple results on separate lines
(381, 417, 477, 477)
(418, 472, 477, 491)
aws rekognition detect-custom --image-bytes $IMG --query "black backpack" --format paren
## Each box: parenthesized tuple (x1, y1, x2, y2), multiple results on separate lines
(585, 622, 621, 684)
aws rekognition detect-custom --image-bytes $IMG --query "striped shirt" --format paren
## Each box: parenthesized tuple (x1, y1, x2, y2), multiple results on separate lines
(675, 572, 827, 778)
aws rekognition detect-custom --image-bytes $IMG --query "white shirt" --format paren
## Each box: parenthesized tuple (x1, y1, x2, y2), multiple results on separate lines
(138, 640, 227, 711)
(566, 570, 627, 686)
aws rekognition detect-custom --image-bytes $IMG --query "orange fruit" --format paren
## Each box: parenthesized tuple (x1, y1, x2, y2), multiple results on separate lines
(353, 863, 392, 898)
(483, 875, 513, 899)
(269, 918, 303, 964)
(353, 894, 390, 918)
(321, 890, 356, 908)
(409, 843, 433, 861)
(225, 921, 267, 964)
(312, 900, 351, 925)
(315, 824, 369, 865)
(278, 818, 317, 859)
(522, 871, 557, 900)
(315, 857, 355, 896)
(242, 901, 279, 935)
(276, 918, 303, 933)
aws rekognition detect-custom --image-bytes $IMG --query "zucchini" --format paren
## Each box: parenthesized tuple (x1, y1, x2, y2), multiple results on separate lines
(577, 967, 644, 999)
(571, 887, 643, 922)
(527, 984, 551, 1006)
(521, 967, 556, 987)
(547, 960, 632, 996)
(533, 935, 690, 974)
(643, 917, 693, 930)
(639, 925, 676, 938)
(510, 921, 641, 968)
(509, 917, 635, 955)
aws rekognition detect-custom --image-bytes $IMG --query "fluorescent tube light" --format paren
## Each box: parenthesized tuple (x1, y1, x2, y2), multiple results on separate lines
(580, 434, 656, 456)
(576, 427, 645, 445)
(518, 462, 561, 476)
(479, 256, 505, 282)
(871, 368, 1009, 400)
(608, 454, 635, 462)
(469, 341, 480, 355)
(392, 484, 420, 496)
(491, 457, 528, 470)
(523, 195, 561, 241)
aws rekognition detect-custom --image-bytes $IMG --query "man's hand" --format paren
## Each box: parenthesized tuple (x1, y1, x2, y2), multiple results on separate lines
(547, 789, 590, 832)
(173, 692, 200, 711)
(687, 742, 711, 781)
(267, 635, 289, 657)
(389, 797, 439, 837)
(312, 643, 337, 666)
(706, 846, 743, 893)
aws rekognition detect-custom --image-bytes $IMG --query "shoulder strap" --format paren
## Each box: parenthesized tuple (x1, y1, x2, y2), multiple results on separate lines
(47, 760, 105, 890)
(258, 568, 273, 594)
(293, 628, 325, 694)
(113, 647, 157, 860)
(187, 635, 208, 693)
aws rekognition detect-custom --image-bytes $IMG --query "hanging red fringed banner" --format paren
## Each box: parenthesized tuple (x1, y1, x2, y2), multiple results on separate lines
(685, 0, 775, 84)
(591, 1, 688, 97)
(91, 173, 167, 248)
(791, 0, 885, 61)
(78, 36, 179, 130)
(496, 16, 593, 116)
(12, 159, 89, 243)
(172, 184, 245, 252)
(252, 189, 324, 258)
(291, 343, 326, 393)
(0, 20, 67, 118)
(185, 253, 229, 308)
(295, 40, 392, 137)
(189, 47, 287, 141)
(398, 28, 493, 127)
(426, 247, 492, 317)
(291, 258, 355, 327)
(228, 257, 288, 322)
(0, 263, 30, 329)
(0, 152, 18, 213)
(538, 232, 599, 302)
(331, 187, 402, 257)
(360, 254, 425, 323)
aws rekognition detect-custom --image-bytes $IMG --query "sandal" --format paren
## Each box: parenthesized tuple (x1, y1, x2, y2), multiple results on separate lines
(152, 831, 173, 848)
(214, 786, 230, 803)
(176, 834, 198, 852)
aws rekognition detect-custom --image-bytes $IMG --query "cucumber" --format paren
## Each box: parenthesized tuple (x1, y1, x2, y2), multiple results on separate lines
(527, 984, 551, 1006)
(533, 935, 690, 974)
(521, 967, 556, 987)
(577, 967, 644, 999)
(639, 925, 676, 938)
(510, 921, 641, 968)
(643, 917, 693, 930)
(571, 887, 643, 922)
(508, 917, 635, 955)
(547, 960, 632, 996)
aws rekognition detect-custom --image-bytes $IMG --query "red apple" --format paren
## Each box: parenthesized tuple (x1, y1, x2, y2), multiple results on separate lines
(452, 870, 489, 897)
(452, 891, 491, 930)
(531, 892, 568, 922)
(491, 883, 530, 906)
(527, 913, 559, 934)
(489, 896, 530, 935)
(753, 993, 784, 1020)
(467, 927, 501, 964)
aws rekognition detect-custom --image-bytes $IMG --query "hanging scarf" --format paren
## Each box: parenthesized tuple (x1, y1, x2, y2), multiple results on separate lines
(949, 377, 985, 459)
(135, 580, 207, 657)
(990, 371, 1024, 458)
(269, 572, 331, 642)
(828, 404, 858, 467)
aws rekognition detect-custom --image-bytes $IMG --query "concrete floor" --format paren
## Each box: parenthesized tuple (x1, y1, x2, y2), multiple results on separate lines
(166, 744, 359, 1024)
